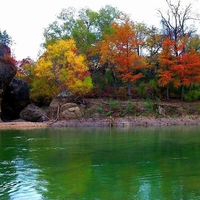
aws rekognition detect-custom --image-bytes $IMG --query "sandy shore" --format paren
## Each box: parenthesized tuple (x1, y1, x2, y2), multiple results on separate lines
(0, 121, 48, 130)
(1, 115, 200, 130)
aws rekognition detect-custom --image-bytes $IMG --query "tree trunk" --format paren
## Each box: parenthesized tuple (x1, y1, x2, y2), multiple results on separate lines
(0, 97, 2, 122)
(111, 70, 118, 91)
(166, 85, 169, 100)
(181, 85, 184, 101)
(127, 82, 132, 97)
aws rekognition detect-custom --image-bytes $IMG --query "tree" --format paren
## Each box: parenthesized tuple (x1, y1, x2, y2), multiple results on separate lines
(98, 15, 149, 96)
(43, 7, 76, 47)
(0, 30, 12, 46)
(158, 0, 200, 100)
(158, 0, 198, 55)
(158, 37, 200, 100)
(145, 26, 163, 77)
(43, 6, 120, 52)
(43, 6, 120, 71)
(157, 38, 175, 100)
(69, 8, 99, 55)
(172, 49, 200, 100)
(31, 39, 93, 102)
(16, 57, 35, 84)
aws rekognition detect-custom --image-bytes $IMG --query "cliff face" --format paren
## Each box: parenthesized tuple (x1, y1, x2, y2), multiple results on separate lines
(0, 43, 17, 120)
(0, 44, 17, 90)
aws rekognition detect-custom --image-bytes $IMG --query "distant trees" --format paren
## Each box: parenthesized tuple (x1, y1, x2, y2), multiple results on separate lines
(15, 3, 200, 102)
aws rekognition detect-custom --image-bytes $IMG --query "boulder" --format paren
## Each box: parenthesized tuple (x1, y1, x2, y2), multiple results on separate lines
(20, 104, 48, 122)
(48, 91, 86, 120)
(60, 103, 85, 120)
(1, 78, 30, 121)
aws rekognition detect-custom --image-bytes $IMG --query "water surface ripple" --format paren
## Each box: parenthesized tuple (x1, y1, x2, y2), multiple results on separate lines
(0, 126, 200, 199)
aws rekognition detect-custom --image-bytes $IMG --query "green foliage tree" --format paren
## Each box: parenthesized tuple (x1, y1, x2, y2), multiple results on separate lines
(43, 6, 120, 51)
(0, 29, 12, 46)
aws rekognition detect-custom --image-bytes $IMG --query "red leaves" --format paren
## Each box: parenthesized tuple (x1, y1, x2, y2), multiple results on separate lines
(2, 55, 17, 65)
(158, 38, 200, 88)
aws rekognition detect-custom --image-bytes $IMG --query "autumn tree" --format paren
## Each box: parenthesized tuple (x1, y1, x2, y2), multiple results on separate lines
(157, 0, 200, 100)
(31, 39, 93, 102)
(158, 36, 200, 100)
(157, 38, 175, 100)
(172, 48, 200, 100)
(98, 15, 149, 96)
(16, 57, 35, 84)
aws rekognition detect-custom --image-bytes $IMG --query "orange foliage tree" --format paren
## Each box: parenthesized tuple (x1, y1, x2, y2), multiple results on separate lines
(98, 15, 149, 96)
(158, 37, 200, 100)
(157, 38, 176, 100)
(172, 49, 200, 100)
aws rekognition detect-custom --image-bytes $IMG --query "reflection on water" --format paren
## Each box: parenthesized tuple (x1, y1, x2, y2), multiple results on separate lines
(1, 126, 200, 199)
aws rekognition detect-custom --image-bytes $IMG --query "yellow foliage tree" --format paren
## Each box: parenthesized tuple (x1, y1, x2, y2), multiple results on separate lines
(31, 39, 93, 101)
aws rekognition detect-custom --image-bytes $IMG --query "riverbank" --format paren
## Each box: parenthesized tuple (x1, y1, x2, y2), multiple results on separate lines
(1, 115, 200, 130)
(50, 115, 200, 127)
(1, 99, 200, 129)
(0, 115, 200, 130)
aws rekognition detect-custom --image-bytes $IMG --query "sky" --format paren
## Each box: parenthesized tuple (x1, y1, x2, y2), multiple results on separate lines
(1, 0, 200, 61)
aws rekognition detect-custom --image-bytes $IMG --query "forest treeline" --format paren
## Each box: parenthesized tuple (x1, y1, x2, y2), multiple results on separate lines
(2, 0, 200, 105)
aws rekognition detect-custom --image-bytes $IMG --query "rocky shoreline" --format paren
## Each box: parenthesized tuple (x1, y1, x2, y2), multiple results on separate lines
(1, 115, 200, 130)
(50, 115, 200, 127)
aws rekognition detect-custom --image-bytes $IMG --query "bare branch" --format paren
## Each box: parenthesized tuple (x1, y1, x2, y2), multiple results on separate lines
(158, 0, 197, 40)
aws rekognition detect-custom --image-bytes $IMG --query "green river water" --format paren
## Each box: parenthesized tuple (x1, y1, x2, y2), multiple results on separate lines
(0, 126, 200, 200)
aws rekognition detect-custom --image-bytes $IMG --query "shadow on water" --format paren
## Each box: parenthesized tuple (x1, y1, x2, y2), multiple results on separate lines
(1, 125, 200, 199)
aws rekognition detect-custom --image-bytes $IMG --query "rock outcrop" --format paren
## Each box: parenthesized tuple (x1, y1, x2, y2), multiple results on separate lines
(1, 78, 30, 121)
(0, 44, 17, 121)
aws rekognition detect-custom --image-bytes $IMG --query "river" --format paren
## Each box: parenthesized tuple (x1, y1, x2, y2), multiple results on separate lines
(0, 126, 200, 199)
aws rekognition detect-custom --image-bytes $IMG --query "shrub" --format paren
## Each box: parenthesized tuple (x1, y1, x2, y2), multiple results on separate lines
(113, 87, 128, 99)
(97, 107, 103, 114)
(184, 90, 200, 101)
(137, 83, 147, 96)
(143, 97, 154, 111)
